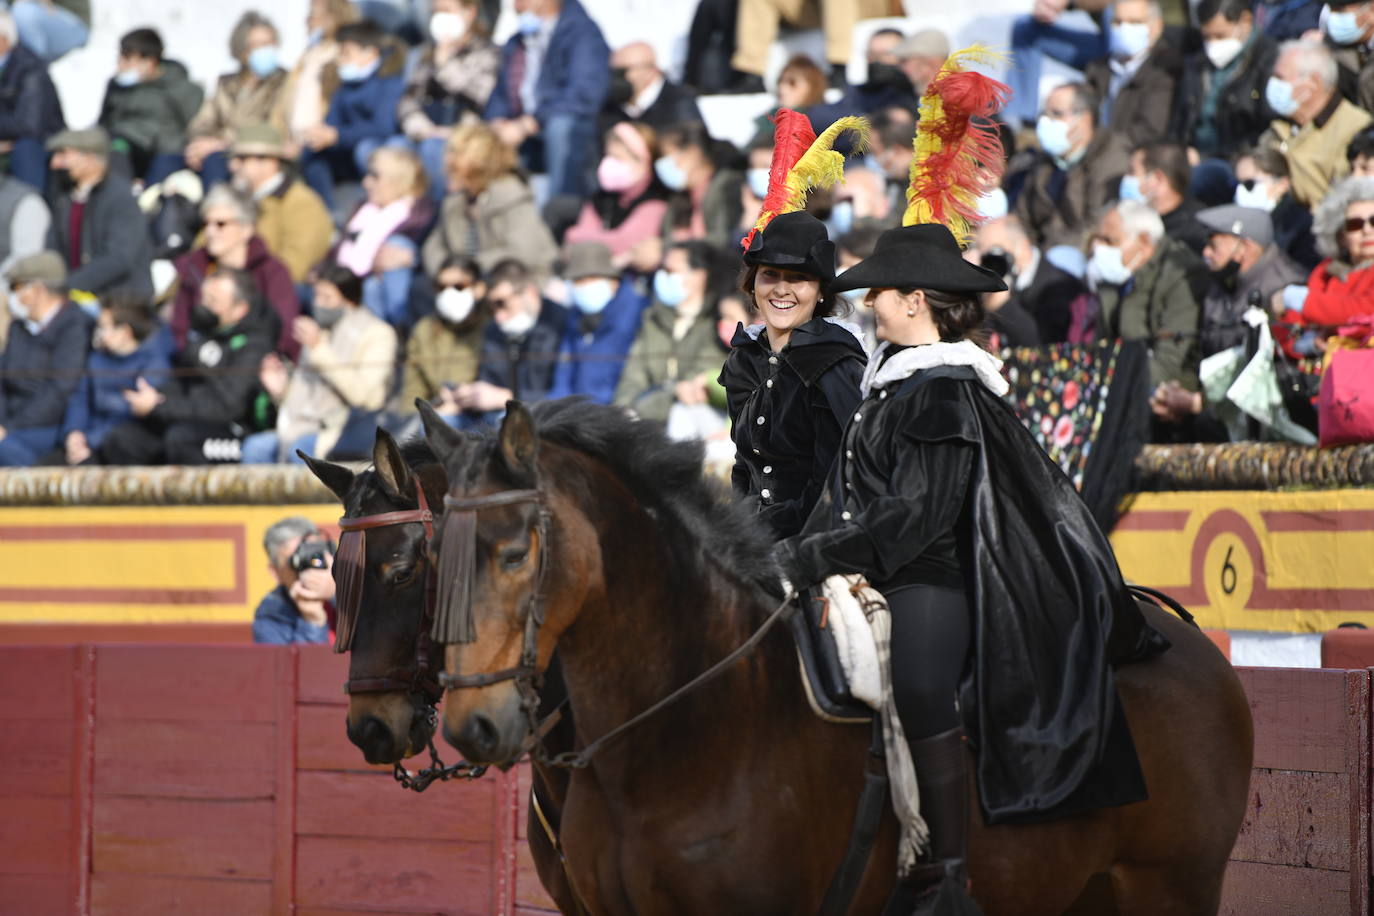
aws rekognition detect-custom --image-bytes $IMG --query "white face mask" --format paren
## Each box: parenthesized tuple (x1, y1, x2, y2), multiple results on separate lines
(1235, 179, 1278, 211)
(429, 11, 468, 43)
(1204, 37, 1244, 69)
(1090, 243, 1135, 286)
(436, 286, 475, 324)
(497, 308, 537, 338)
(7, 291, 27, 322)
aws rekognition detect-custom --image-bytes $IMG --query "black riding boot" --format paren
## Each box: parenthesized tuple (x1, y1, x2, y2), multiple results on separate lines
(883, 727, 982, 916)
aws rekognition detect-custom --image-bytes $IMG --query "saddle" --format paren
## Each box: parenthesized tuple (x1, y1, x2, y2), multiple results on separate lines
(787, 574, 878, 725)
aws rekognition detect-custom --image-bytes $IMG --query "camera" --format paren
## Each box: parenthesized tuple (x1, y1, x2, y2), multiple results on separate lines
(979, 247, 1013, 282)
(289, 537, 335, 573)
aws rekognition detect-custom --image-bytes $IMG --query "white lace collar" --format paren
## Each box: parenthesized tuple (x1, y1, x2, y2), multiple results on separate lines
(860, 339, 1009, 398)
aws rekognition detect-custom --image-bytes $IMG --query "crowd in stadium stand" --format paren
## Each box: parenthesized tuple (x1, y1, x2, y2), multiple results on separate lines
(1, 0, 1372, 468)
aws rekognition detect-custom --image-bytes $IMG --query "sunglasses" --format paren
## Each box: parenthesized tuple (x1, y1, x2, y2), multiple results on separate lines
(205, 219, 239, 229)
(1345, 216, 1374, 232)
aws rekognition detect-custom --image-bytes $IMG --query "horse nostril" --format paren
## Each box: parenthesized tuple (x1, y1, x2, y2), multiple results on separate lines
(348, 715, 397, 764)
(448, 712, 501, 760)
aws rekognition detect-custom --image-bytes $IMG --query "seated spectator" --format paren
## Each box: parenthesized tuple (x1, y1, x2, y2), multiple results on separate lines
(58, 292, 170, 466)
(1284, 176, 1374, 345)
(100, 269, 276, 465)
(402, 254, 488, 415)
(547, 242, 648, 404)
(450, 258, 568, 427)
(1258, 39, 1373, 208)
(866, 108, 917, 215)
(278, 0, 360, 161)
(564, 122, 668, 266)
(336, 146, 434, 329)
(45, 128, 154, 301)
(834, 167, 895, 231)
(606, 41, 703, 133)
(752, 54, 826, 137)
(730, 0, 887, 83)
(1084, 0, 1182, 147)
(421, 122, 558, 280)
(0, 173, 50, 287)
(169, 184, 298, 357)
(1090, 199, 1204, 389)
(1349, 127, 1374, 177)
(1013, 82, 1131, 249)
(0, 9, 65, 191)
(299, 19, 405, 212)
(1006, 0, 1108, 130)
(252, 517, 335, 645)
(971, 215, 1084, 344)
(614, 241, 723, 422)
(228, 125, 334, 286)
(184, 12, 289, 190)
(0, 252, 91, 465)
(97, 27, 204, 184)
(808, 29, 921, 129)
(1327, 0, 1374, 110)
(485, 0, 610, 199)
(1122, 141, 1209, 254)
(1172, 0, 1277, 159)
(737, 131, 774, 242)
(1236, 146, 1320, 270)
(397, 0, 499, 200)
(895, 28, 949, 99)
(659, 122, 742, 248)
(246, 264, 397, 463)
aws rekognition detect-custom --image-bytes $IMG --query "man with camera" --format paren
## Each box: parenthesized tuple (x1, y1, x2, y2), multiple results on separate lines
(252, 516, 337, 645)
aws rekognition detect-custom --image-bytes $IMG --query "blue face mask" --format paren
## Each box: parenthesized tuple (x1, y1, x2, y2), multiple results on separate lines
(654, 269, 687, 307)
(1036, 115, 1073, 158)
(654, 155, 689, 192)
(113, 68, 141, 87)
(746, 167, 770, 199)
(1326, 7, 1367, 45)
(1090, 244, 1133, 286)
(829, 200, 854, 236)
(1266, 76, 1300, 117)
(248, 45, 280, 78)
(571, 279, 615, 314)
(517, 11, 544, 36)
(1110, 21, 1152, 58)
(1118, 174, 1145, 203)
(308, 27, 325, 46)
(337, 57, 380, 83)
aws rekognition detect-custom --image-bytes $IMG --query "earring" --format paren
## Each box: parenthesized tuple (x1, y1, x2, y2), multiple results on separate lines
(906, 309, 915, 317)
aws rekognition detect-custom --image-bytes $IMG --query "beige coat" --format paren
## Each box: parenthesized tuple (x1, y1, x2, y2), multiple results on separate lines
(1260, 97, 1373, 208)
(256, 176, 335, 284)
(188, 69, 289, 142)
(401, 313, 488, 407)
(421, 174, 558, 280)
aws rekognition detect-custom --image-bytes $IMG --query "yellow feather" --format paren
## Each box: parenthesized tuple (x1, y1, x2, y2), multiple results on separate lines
(750, 116, 871, 237)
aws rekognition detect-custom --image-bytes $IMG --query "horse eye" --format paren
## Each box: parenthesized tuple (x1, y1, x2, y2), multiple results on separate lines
(501, 547, 529, 570)
(388, 565, 417, 587)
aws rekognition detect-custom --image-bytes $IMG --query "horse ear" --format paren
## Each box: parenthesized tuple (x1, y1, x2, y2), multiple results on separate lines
(299, 450, 355, 501)
(417, 397, 463, 464)
(372, 428, 412, 501)
(497, 400, 538, 481)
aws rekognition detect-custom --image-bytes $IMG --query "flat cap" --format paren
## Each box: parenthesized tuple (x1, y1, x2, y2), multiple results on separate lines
(45, 127, 111, 157)
(564, 242, 617, 281)
(897, 29, 949, 61)
(6, 251, 68, 287)
(230, 123, 288, 159)
(1196, 204, 1274, 249)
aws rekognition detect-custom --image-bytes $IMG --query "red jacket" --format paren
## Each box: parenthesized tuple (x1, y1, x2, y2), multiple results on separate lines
(170, 236, 301, 359)
(1302, 258, 1374, 327)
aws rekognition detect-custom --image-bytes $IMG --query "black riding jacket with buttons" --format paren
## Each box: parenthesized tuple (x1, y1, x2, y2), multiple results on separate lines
(718, 317, 865, 540)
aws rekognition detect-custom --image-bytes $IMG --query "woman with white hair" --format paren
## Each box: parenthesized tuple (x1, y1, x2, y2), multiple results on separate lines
(1277, 175, 1374, 353)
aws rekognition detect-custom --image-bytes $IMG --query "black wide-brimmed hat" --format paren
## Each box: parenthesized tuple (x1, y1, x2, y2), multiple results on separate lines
(742, 211, 836, 288)
(829, 223, 1007, 295)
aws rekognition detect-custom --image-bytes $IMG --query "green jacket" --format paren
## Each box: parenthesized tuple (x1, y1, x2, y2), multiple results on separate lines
(613, 302, 725, 422)
(99, 59, 204, 156)
(1096, 237, 1205, 390)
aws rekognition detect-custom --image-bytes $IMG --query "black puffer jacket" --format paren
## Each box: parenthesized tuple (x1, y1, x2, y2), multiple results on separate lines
(1171, 32, 1278, 158)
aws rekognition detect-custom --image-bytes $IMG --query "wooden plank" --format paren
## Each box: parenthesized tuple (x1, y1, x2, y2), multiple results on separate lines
(298, 909, 445, 916)
(1237, 668, 1362, 772)
(516, 764, 531, 841)
(1345, 669, 1369, 915)
(493, 767, 519, 916)
(298, 645, 349, 706)
(295, 703, 389, 773)
(93, 719, 275, 799)
(274, 647, 297, 916)
(0, 646, 75, 719)
(1230, 769, 1351, 871)
(515, 839, 560, 912)
(90, 874, 271, 915)
(0, 875, 71, 916)
(0, 719, 73, 797)
(73, 645, 94, 916)
(295, 836, 493, 913)
(92, 797, 274, 880)
(0, 624, 252, 644)
(515, 908, 562, 916)
(296, 770, 498, 843)
(0, 797, 70, 876)
(96, 645, 283, 722)
(1221, 861, 1349, 916)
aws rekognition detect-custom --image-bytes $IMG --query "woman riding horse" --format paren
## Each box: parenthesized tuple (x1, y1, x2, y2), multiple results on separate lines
(773, 55, 1171, 915)
(719, 111, 868, 539)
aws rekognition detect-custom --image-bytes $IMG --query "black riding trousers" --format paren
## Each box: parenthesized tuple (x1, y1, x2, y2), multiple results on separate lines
(886, 584, 970, 740)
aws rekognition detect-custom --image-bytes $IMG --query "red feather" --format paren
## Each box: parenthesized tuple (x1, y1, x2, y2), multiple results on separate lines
(741, 108, 817, 252)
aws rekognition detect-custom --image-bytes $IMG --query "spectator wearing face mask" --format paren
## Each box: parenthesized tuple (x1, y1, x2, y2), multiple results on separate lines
(1258, 39, 1372, 208)
(97, 28, 204, 184)
(658, 121, 743, 249)
(403, 255, 488, 416)
(57, 293, 170, 466)
(547, 242, 648, 404)
(1120, 141, 1210, 255)
(737, 132, 775, 244)
(299, 18, 406, 213)
(808, 29, 923, 131)
(184, 13, 289, 191)
(277, 0, 360, 161)
(1083, 0, 1181, 148)
(0, 252, 91, 466)
(1326, 0, 1374, 110)
(564, 122, 668, 266)
(397, 0, 499, 201)
(1171, 0, 1278, 159)
(605, 41, 702, 134)
(1089, 199, 1205, 390)
(969, 215, 1083, 345)
(1012, 82, 1131, 249)
(246, 263, 397, 463)
(1235, 146, 1320, 270)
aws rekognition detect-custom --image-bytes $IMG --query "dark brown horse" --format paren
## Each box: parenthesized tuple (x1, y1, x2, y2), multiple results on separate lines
(302, 431, 584, 914)
(419, 398, 1253, 915)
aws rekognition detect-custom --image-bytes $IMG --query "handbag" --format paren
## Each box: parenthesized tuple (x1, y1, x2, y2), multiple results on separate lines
(1318, 322, 1374, 446)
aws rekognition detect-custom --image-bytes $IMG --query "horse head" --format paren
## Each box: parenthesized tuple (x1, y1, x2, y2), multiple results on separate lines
(301, 429, 448, 765)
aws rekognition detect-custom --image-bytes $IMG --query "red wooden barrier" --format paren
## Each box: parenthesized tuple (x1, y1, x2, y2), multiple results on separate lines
(0, 647, 1364, 915)
(1324, 628, 1374, 669)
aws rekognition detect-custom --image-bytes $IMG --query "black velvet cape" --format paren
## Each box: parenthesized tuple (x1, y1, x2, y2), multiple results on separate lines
(779, 366, 1169, 825)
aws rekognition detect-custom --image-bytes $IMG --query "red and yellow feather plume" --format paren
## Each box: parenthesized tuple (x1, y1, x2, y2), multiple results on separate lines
(904, 46, 1011, 246)
(741, 109, 870, 251)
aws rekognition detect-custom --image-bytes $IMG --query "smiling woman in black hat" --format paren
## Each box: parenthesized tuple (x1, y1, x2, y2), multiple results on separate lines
(772, 51, 1169, 914)
(718, 110, 869, 540)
